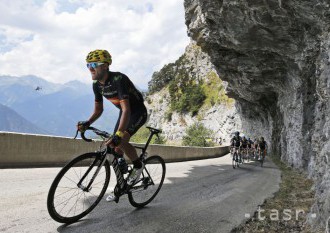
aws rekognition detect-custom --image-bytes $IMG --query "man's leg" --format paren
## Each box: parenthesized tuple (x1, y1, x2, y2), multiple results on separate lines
(106, 133, 143, 202)
(117, 132, 144, 185)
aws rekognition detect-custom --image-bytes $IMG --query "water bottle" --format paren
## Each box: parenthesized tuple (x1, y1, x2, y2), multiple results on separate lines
(118, 157, 128, 174)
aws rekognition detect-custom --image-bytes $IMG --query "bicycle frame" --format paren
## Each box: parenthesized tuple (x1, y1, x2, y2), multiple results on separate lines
(76, 127, 160, 196)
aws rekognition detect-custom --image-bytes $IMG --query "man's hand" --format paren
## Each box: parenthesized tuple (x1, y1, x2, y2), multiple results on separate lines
(77, 121, 91, 132)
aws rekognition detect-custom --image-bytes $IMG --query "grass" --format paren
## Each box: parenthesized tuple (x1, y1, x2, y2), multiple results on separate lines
(231, 155, 323, 233)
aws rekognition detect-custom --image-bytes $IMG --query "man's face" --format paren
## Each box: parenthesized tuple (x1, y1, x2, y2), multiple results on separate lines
(87, 63, 108, 81)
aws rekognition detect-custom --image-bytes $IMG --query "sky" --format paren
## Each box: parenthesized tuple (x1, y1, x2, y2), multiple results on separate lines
(0, 0, 190, 89)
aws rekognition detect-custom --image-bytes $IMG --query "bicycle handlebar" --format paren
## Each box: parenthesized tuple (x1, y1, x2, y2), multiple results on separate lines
(74, 125, 162, 144)
(74, 127, 111, 142)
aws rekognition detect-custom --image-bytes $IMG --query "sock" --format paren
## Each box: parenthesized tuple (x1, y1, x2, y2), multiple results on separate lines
(132, 159, 142, 169)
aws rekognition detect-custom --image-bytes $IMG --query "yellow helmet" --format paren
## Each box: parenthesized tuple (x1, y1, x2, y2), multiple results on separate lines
(86, 49, 112, 65)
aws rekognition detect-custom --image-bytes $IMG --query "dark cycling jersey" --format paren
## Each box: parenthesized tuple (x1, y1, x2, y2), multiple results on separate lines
(258, 140, 267, 150)
(241, 139, 248, 148)
(231, 136, 241, 147)
(93, 71, 147, 135)
(93, 71, 145, 110)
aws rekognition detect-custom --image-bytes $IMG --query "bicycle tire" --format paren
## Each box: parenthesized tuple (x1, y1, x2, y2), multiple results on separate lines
(260, 155, 265, 167)
(47, 152, 110, 223)
(232, 152, 238, 169)
(128, 155, 166, 208)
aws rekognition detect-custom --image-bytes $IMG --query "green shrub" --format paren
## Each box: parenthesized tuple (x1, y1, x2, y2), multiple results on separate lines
(202, 71, 234, 107)
(169, 75, 206, 115)
(182, 123, 215, 147)
(165, 111, 173, 122)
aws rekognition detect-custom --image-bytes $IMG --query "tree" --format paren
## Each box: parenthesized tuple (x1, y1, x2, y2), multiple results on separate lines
(182, 123, 215, 147)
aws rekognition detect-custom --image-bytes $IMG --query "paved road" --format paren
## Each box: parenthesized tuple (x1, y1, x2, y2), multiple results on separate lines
(0, 154, 280, 233)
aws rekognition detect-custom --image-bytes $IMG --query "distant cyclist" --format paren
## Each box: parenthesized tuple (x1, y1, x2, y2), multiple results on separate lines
(257, 137, 268, 160)
(240, 136, 248, 159)
(77, 49, 148, 202)
(230, 132, 241, 161)
(247, 137, 253, 155)
(241, 136, 248, 148)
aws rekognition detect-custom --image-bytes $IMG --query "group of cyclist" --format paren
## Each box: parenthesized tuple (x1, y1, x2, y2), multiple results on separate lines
(230, 131, 268, 163)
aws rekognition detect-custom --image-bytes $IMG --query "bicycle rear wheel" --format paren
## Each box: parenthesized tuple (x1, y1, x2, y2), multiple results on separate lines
(128, 155, 166, 208)
(47, 152, 110, 223)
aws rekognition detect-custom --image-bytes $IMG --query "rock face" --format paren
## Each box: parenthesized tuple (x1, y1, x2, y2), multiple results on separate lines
(146, 42, 241, 144)
(184, 0, 330, 228)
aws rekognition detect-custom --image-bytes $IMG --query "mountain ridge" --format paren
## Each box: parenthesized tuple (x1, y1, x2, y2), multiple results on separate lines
(0, 75, 118, 136)
(0, 103, 48, 134)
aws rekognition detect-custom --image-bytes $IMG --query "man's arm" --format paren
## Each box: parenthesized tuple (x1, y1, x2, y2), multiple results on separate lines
(88, 101, 104, 124)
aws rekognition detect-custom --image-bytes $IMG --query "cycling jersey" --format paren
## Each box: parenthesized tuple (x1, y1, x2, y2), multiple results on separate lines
(93, 71, 147, 136)
(93, 71, 145, 110)
(247, 139, 253, 148)
(241, 139, 248, 148)
(259, 141, 267, 150)
(231, 136, 241, 147)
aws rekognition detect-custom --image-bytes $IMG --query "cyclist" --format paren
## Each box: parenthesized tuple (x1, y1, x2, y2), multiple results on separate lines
(257, 137, 268, 160)
(253, 138, 259, 158)
(77, 49, 148, 202)
(230, 132, 241, 162)
(240, 136, 248, 160)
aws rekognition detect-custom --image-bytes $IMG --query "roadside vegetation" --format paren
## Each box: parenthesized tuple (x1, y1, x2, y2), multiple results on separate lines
(232, 155, 322, 233)
(182, 122, 215, 147)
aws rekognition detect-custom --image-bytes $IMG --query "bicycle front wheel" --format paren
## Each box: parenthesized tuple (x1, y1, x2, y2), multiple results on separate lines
(47, 152, 110, 223)
(128, 155, 166, 208)
(232, 152, 239, 169)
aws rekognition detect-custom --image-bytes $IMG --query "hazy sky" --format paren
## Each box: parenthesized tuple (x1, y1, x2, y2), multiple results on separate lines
(0, 0, 190, 89)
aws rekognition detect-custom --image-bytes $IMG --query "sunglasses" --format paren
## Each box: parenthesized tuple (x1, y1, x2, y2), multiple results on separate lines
(86, 62, 104, 69)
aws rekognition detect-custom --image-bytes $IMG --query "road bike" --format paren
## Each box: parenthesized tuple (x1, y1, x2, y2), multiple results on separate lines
(231, 147, 242, 169)
(241, 148, 249, 163)
(251, 148, 266, 167)
(257, 148, 266, 167)
(47, 126, 166, 224)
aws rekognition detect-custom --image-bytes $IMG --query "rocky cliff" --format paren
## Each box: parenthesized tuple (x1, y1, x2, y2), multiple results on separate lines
(184, 0, 330, 228)
(146, 42, 241, 144)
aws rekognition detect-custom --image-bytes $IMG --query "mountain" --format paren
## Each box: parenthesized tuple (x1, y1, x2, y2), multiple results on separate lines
(0, 75, 118, 136)
(0, 103, 48, 134)
(145, 42, 241, 145)
(0, 75, 61, 106)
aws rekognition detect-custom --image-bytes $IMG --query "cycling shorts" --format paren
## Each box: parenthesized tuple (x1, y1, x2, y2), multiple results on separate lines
(114, 105, 148, 136)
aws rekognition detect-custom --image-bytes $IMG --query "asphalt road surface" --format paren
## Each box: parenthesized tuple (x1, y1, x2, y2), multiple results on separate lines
(0, 154, 280, 233)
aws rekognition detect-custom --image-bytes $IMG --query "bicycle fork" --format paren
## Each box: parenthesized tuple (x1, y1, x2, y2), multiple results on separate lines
(77, 153, 107, 192)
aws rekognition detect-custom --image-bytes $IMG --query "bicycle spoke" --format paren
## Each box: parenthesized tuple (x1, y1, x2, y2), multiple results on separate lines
(57, 189, 80, 214)
(128, 156, 165, 208)
(48, 153, 110, 223)
(55, 187, 78, 198)
(63, 175, 79, 186)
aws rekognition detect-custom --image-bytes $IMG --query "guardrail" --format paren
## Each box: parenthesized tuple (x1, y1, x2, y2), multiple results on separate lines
(0, 132, 230, 168)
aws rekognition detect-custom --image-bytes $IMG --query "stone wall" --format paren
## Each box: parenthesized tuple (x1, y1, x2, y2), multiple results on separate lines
(0, 132, 229, 167)
(184, 0, 330, 229)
